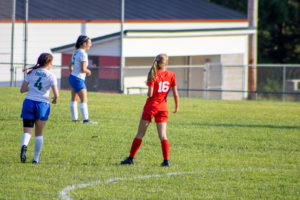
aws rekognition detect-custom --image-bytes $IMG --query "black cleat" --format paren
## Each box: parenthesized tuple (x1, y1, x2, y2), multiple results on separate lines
(161, 160, 170, 167)
(121, 157, 134, 165)
(20, 145, 27, 163)
(72, 120, 80, 122)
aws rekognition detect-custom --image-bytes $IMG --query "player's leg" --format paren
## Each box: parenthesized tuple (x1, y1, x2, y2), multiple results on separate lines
(156, 111, 170, 166)
(32, 102, 50, 163)
(20, 120, 34, 163)
(32, 120, 46, 163)
(78, 89, 96, 124)
(70, 88, 79, 121)
(20, 99, 35, 163)
(121, 119, 150, 165)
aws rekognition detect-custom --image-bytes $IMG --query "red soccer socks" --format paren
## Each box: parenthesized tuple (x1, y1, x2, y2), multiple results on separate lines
(129, 138, 142, 158)
(161, 140, 169, 161)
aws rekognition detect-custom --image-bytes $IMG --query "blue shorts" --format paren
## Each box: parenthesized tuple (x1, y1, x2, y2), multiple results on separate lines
(69, 74, 86, 93)
(21, 99, 50, 121)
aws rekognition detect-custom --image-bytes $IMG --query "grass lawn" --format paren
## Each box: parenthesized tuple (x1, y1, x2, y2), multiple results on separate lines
(0, 87, 299, 200)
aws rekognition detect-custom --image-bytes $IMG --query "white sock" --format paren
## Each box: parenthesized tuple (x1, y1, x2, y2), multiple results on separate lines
(34, 136, 43, 162)
(70, 101, 78, 120)
(80, 103, 89, 121)
(21, 133, 32, 147)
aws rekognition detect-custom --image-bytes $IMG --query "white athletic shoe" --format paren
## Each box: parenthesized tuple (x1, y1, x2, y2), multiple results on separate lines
(83, 120, 98, 124)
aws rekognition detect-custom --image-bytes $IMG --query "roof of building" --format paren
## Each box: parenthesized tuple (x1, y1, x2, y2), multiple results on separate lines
(51, 27, 256, 53)
(0, 0, 246, 21)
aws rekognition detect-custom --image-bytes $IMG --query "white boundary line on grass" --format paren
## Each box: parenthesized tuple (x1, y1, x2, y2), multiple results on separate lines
(59, 168, 269, 200)
(60, 172, 186, 200)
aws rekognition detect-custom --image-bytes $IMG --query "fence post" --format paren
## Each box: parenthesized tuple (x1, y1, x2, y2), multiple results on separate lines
(282, 65, 286, 101)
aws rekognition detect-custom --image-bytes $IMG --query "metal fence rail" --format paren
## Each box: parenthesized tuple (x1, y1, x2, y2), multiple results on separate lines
(1, 63, 300, 101)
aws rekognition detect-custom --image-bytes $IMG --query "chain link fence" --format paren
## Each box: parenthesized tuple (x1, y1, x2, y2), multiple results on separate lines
(1, 62, 300, 101)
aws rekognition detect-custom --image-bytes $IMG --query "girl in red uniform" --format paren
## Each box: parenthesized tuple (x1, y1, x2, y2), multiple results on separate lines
(121, 54, 179, 166)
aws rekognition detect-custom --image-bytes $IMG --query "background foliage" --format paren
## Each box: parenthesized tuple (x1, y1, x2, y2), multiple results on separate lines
(208, 0, 300, 64)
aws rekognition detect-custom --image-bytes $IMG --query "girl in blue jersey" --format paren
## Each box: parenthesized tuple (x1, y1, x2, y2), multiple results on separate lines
(20, 53, 59, 163)
(68, 35, 96, 124)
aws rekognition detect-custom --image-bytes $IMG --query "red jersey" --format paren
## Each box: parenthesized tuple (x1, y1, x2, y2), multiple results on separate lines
(144, 70, 177, 111)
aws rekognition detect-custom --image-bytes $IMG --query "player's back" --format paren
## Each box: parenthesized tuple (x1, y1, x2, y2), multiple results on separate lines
(145, 70, 177, 111)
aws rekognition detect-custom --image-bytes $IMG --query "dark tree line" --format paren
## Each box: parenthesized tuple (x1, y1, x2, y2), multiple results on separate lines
(208, 0, 300, 64)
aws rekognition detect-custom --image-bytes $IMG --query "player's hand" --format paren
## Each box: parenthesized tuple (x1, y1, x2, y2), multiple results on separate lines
(173, 107, 178, 114)
(51, 97, 57, 104)
(87, 69, 91, 76)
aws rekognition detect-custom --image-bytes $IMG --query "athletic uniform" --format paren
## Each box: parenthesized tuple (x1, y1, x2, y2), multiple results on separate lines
(21, 68, 57, 121)
(69, 49, 88, 92)
(142, 70, 177, 122)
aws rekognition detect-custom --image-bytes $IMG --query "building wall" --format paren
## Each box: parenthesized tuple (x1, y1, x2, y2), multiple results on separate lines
(0, 21, 248, 64)
(60, 53, 120, 92)
(221, 53, 245, 100)
(123, 35, 248, 57)
(0, 21, 249, 99)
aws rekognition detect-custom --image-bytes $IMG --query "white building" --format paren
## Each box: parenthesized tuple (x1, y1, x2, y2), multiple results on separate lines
(0, 0, 253, 99)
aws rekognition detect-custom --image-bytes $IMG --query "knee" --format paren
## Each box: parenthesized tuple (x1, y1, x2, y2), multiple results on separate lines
(160, 136, 168, 141)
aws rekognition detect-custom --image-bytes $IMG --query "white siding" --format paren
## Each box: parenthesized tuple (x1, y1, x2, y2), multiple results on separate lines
(0, 21, 248, 66)
(123, 35, 248, 57)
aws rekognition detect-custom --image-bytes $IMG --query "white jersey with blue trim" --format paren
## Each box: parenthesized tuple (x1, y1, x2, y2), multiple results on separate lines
(25, 68, 57, 103)
(71, 48, 88, 80)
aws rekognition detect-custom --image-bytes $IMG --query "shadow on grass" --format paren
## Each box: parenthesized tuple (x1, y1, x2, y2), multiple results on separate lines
(186, 122, 300, 130)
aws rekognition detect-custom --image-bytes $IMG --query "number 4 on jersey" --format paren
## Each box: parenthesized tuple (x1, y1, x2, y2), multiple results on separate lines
(34, 77, 43, 90)
(158, 81, 170, 93)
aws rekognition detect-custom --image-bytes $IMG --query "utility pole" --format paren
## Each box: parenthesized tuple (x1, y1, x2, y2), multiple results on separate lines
(247, 0, 258, 100)
(24, 0, 29, 79)
(119, 0, 125, 93)
(10, 0, 16, 87)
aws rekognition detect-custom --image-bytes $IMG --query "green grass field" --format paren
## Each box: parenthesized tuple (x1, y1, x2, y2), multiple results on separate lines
(0, 87, 299, 200)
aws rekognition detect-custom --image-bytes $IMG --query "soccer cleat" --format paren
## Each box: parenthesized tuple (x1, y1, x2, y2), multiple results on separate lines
(83, 120, 97, 124)
(161, 160, 170, 167)
(72, 120, 80, 122)
(32, 160, 39, 164)
(20, 145, 27, 163)
(121, 157, 134, 165)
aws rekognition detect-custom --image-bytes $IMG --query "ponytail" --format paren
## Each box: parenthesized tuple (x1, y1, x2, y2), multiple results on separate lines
(147, 60, 159, 83)
(23, 64, 40, 75)
(147, 54, 168, 83)
(23, 53, 53, 75)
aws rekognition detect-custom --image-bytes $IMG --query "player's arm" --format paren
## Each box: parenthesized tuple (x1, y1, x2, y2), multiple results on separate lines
(20, 81, 29, 93)
(51, 85, 59, 104)
(147, 86, 154, 97)
(81, 61, 91, 76)
(172, 86, 179, 113)
(68, 62, 73, 73)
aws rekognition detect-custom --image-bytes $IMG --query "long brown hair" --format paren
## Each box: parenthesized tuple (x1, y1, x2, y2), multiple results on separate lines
(75, 35, 90, 49)
(147, 54, 168, 83)
(23, 53, 53, 75)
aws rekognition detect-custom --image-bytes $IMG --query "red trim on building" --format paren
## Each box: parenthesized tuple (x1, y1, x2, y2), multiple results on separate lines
(61, 54, 72, 77)
(62, 54, 72, 66)
(98, 56, 120, 80)
(99, 68, 120, 80)
(0, 19, 248, 23)
(61, 69, 70, 77)
(125, 19, 248, 23)
(99, 56, 120, 67)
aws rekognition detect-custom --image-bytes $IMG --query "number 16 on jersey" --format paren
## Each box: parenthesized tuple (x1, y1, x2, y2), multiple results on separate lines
(158, 81, 170, 93)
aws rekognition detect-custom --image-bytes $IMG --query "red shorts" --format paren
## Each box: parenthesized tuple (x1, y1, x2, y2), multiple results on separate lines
(141, 109, 169, 123)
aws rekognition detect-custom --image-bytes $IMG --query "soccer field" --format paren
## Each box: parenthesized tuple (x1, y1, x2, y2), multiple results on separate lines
(0, 87, 299, 200)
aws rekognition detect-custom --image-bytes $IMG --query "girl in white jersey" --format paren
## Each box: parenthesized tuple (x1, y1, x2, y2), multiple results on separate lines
(20, 53, 59, 163)
(68, 35, 96, 124)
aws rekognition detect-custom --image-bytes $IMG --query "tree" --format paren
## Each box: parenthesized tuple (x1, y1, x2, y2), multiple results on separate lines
(208, 0, 300, 63)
